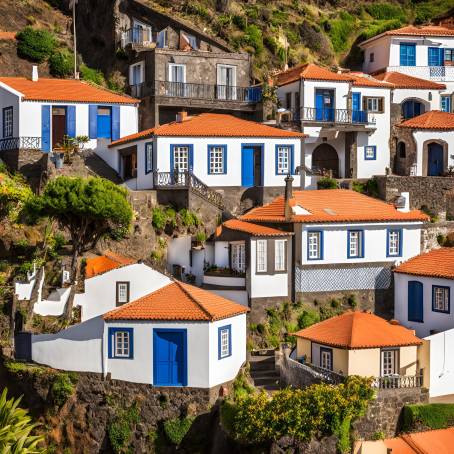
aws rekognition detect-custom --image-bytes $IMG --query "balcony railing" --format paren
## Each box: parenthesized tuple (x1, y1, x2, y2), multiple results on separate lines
(372, 374, 423, 389)
(0, 136, 41, 151)
(301, 107, 373, 125)
(153, 80, 262, 103)
(130, 83, 144, 98)
(121, 27, 153, 48)
(386, 65, 454, 81)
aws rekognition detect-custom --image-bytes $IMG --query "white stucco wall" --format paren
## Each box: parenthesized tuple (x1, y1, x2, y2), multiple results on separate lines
(0, 84, 20, 138)
(392, 88, 441, 110)
(208, 289, 248, 307)
(361, 36, 391, 74)
(395, 272, 454, 337)
(74, 263, 171, 321)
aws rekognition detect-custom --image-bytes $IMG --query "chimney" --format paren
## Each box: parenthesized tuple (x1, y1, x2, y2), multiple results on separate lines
(395, 192, 410, 212)
(284, 174, 294, 220)
(176, 111, 188, 123)
(31, 65, 38, 82)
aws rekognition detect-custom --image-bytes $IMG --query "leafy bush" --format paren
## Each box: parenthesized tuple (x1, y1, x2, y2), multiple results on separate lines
(151, 206, 167, 231)
(51, 372, 77, 406)
(163, 416, 194, 445)
(0, 168, 33, 221)
(243, 25, 264, 54)
(365, 3, 405, 21)
(402, 403, 454, 431)
(297, 309, 320, 329)
(79, 64, 106, 86)
(49, 48, 74, 77)
(179, 208, 200, 228)
(195, 231, 207, 243)
(107, 71, 126, 93)
(317, 177, 338, 189)
(16, 26, 56, 62)
(108, 402, 140, 453)
(325, 12, 356, 54)
(233, 370, 255, 401)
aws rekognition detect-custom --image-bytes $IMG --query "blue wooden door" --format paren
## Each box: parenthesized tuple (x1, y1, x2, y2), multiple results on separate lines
(352, 92, 361, 123)
(408, 281, 423, 322)
(97, 107, 112, 138)
(41, 105, 51, 152)
(241, 147, 254, 187)
(428, 143, 444, 176)
(153, 330, 187, 386)
(315, 89, 334, 121)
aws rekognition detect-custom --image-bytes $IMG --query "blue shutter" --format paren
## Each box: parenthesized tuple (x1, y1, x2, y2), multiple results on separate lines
(315, 91, 324, 121)
(223, 145, 227, 174)
(408, 281, 424, 323)
(428, 47, 444, 66)
(89, 105, 97, 139)
(66, 106, 76, 138)
(41, 105, 50, 152)
(290, 145, 295, 175)
(188, 144, 194, 172)
(170, 145, 174, 173)
(112, 105, 120, 141)
(241, 147, 254, 187)
(400, 43, 416, 66)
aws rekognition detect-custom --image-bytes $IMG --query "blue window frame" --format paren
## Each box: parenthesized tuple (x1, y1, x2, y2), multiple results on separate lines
(170, 144, 194, 173)
(207, 144, 227, 175)
(275, 144, 295, 175)
(347, 230, 364, 258)
(2, 106, 13, 138)
(441, 96, 452, 113)
(307, 230, 323, 261)
(428, 47, 444, 66)
(432, 285, 450, 314)
(400, 43, 416, 66)
(97, 106, 112, 139)
(145, 142, 153, 174)
(218, 325, 232, 359)
(387, 228, 402, 257)
(108, 327, 134, 359)
(364, 145, 376, 161)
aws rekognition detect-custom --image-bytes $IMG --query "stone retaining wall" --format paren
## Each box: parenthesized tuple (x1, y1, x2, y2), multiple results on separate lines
(279, 352, 324, 389)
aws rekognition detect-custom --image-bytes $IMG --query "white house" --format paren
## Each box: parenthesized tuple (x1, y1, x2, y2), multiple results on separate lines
(275, 63, 393, 179)
(0, 70, 139, 155)
(105, 112, 307, 189)
(394, 247, 454, 338)
(32, 280, 248, 388)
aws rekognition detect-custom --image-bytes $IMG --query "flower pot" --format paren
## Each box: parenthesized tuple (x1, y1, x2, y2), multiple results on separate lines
(54, 153, 64, 169)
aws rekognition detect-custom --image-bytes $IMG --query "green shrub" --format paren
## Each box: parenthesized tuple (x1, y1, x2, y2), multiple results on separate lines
(163, 416, 194, 445)
(325, 12, 356, 54)
(243, 24, 264, 54)
(233, 370, 255, 401)
(372, 430, 385, 440)
(195, 231, 207, 243)
(347, 294, 358, 308)
(16, 26, 56, 62)
(402, 403, 454, 431)
(79, 64, 106, 86)
(297, 309, 320, 329)
(330, 298, 340, 309)
(165, 207, 177, 228)
(108, 402, 140, 453)
(317, 177, 338, 189)
(365, 3, 405, 21)
(179, 208, 200, 228)
(151, 206, 167, 231)
(232, 14, 246, 30)
(51, 372, 77, 406)
(49, 48, 74, 77)
(359, 19, 403, 41)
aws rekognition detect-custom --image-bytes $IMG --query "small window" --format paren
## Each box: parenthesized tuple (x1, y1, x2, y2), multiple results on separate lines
(364, 145, 376, 161)
(116, 282, 130, 306)
(441, 96, 452, 113)
(109, 328, 133, 359)
(366, 97, 382, 113)
(276, 145, 292, 175)
(231, 243, 245, 273)
(400, 43, 416, 66)
(381, 349, 398, 376)
(307, 231, 323, 260)
(218, 325, 231, 359)
(432, 286, 450, 313)
(369, 52, 375, 63)
(348, 230, 364, 258)
(208, 145, 226, 174)
(2, 107, 13, 138)
(387, 229, 402, 257)
(256, 240, 267, 273)
(145, 142, 153, 174)
(275, 239, 286, 271)
(320, 347, 333, 371)
(446, 49, 454, 62)
(182, 32, 197, 50)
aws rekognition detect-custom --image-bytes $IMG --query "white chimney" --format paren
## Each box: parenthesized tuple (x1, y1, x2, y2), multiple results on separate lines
(395, 192, 410, 212)
(31, 65, 39, 82)
(176, 111, 188, 123)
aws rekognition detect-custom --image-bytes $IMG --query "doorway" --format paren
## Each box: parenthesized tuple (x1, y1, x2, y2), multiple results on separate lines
(52, 107, 67, 149)
(428, 143, 444, 176)
(315, 89, 335, 121)
(241, 144, 263, 187)
(119, 145, 137, 180)
(312, 143, 339, 177)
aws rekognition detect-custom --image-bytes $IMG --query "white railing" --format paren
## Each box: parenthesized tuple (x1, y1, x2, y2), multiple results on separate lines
(386, 66, 454, 81)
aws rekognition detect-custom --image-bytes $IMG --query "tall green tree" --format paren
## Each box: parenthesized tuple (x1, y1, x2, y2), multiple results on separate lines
(27, 176, 133, 319)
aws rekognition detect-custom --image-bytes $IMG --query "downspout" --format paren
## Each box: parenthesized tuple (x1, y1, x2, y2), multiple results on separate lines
(300, 137, 306, 190)
(102, 320, 107, 379)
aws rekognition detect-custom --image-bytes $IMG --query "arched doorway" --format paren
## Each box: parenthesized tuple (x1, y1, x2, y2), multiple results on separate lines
(427, 142, 444, 176)
(312, 144, 339, 178)
(397, 142, 406, 159)
(402, 100, 425, 119)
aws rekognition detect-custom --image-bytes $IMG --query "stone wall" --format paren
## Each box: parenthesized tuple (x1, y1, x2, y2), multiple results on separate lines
(422, 221, 454, 251)
(279, 352, 324, 389)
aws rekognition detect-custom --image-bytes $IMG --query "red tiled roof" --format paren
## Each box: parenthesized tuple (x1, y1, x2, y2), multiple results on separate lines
(294, 311, 422, 349)
(394, 247, 454, 279)
(103, 280, 249, 321)
(109, 128, 156, 148)
(362, 25, 454, 45)
(217, 219, 293, 237)
(384, 428, 454, 454)
(0, 31, 16, 40)
(0, 77, 139, 104)
(397, 110, 454, 130)
(373, 71, 446, 90)
(85, 252, 136, 279)
(348, 72, 393, 88)
(240, 189, 429, 224)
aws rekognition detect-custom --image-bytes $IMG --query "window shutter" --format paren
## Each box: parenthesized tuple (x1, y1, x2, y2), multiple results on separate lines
(89, 105, 97, 139)
(223, 146, 227, 174)
(41, 105, 50, 152)
(189, 144, 194, 172)
(290, 145, 295, 175)
(112, 105, 120, 140)
(66, 106, 76, 138)
(378, 98, 384, 113)
(362, 97, 368, 111)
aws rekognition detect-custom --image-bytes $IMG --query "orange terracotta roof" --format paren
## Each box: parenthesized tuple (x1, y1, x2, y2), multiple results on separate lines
(394, 248, 454, 279)
(348, 72, 393, 88)
(294, 311, 422, 349)
(276, 63, 354, 86)
(218, 219, 293, 237)
(397, 110, 454, 130)
(109, 128, 156, 148)
(373, 71, 446, 90)
(240, 189, 428, 224)
(0, 31, 16, 40)
(85, 252, 136, 279)
(384, 428, 454, 454)
(104, 280, 249, 321)
(0, 77, 139, 104)
(362, 25, 454, 45)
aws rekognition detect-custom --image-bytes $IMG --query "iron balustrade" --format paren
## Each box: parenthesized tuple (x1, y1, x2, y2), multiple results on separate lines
(373, 374, 423, 389)
(153, 170, 224, 209)
(301, 107, 372, 124)
(121, 27, 153, 47)
(0, 136, 41, 151)
(130, 83, 144, 98)
(154, 80, 262, 103)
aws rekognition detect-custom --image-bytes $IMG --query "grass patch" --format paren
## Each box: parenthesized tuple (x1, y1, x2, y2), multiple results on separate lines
(4, 360, 48, 378)
(402, 403, 454, 431)
(324, 12, 357, 54)
(51, 372, 78, 406)
(108, 401, 141, 453)
(163, 416, 194, 446)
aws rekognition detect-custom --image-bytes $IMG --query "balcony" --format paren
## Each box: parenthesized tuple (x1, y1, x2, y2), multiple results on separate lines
(130, 83, 144, 98)
(121, 27, 153, 49)
(387, 65, 454, 82)
(301, 107, 375, 126)
(0, 137, 41, 151)
(203, 267, 246, 289)
(153, 81, 262, 103)
(372, 374, 423, 389)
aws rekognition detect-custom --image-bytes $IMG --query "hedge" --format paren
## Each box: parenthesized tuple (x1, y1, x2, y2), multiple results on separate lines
(16, 27, 56, 63)
(402, 404, 454, 431)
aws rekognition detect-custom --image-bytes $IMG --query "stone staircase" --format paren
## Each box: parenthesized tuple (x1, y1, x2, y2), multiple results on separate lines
(249, 351, 281, 392)
(82, 150, 123, 183)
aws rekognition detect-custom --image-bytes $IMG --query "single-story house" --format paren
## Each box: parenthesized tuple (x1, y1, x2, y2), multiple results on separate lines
(31, 280, 248, 388)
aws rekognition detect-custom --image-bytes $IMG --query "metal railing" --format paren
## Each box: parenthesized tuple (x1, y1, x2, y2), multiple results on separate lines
(153, 170, 224, 209)
(0, 136, 41, 151)
(121, 27, 153, 48)
(153, 80, 262, 103)
(301, 107, 373, 124)
(130, 83, 144, 98)
(373, 374, 423, 389)
(387, 65, 454, 81)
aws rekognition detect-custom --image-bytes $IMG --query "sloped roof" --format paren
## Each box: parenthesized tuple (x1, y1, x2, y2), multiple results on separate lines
(0, 31, 16, 40)
(108, 128, 156, 148)
(240, 189, 428, 224)
(394, 247, 454, 279)
(348, 72, 393, 88)
(104, 280, 248, 321)
(384, 428, 454, 454)
(85, 252, 136, 279)
(294, 311, 422, 349)
(217, 219, 293, 237)
(0, 77, 139, 104)
(373, 71, 446, 90)
(397, 110, 454, 130)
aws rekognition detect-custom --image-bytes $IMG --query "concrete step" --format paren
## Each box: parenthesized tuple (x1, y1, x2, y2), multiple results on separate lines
(251, 370, 279, 379)
(250, 358, 275, 371)
(253, 376, 280, 387)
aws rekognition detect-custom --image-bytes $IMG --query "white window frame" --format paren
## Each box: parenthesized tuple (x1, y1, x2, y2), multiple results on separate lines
(116, 282, 129, 305)
(320, 349, 332, 371)
(3, 107, 13, 138)
(231, 242, 246, 273)
(208, 145, 225, 174)
(173, 146, 189, 171)
(433, 286, 449, 313)
(217, 64, 237, 100)
(308, 231, 322, 260)
(256, 239, 267, 273)
(114, 331, 130, 358)
(219, 326, 231, 359)
(381, 349, 398, 376)
(277, 146, 291, 175)
(367, 97, 380, 112)
(348, 231, 363, 258)
(129, 62, 144, 86)
(275, 239, 286, 271)
(168, 63, 186, 83)
(387, 230, 401, 257)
